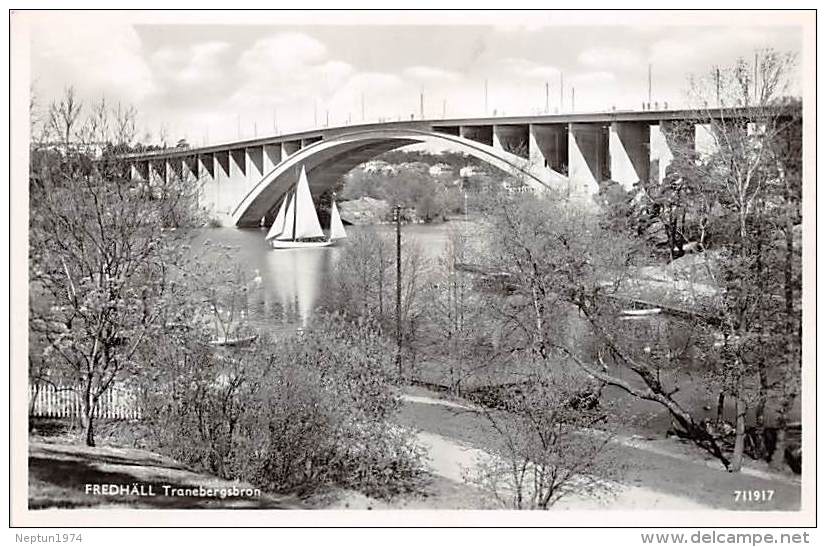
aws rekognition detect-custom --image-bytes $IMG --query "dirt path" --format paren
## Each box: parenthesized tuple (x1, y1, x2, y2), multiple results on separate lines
(397, 392, 801, 511)
(401, 394, 799, 486)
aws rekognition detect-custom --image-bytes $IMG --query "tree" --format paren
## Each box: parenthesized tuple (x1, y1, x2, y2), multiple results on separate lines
(29, 144, 200, 445)
(421, 227, 490, 394)
(466, 367, 621, 509)
(480, 192, 736, 468)
(672, 49, 802, 471)
(46, 86, 83, 153)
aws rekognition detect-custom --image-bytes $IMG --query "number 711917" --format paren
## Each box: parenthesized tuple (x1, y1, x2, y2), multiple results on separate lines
(734, 490, 775, 502)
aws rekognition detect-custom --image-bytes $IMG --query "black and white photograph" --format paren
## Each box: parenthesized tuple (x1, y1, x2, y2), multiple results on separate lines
(9, 8, 816, 532)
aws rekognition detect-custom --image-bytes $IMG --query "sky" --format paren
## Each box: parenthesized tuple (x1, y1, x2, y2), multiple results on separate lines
(28, 13, 803, 147)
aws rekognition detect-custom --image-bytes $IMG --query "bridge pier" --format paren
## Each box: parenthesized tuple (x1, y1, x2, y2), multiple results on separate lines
(568, 123, 609, 196)
(263, 144, 282, 174)
(650, 121, 695, 183)
(609, 121, 650, 190)
(246, 147, 264, 191)
(529, 124, 568, 178)
(493, 124, 529, 158)
(694, 123, 718, 157)
(214, 151, 231, 215)
(182, 156, 198, 183)
(148, 160, 166, 186)
(130, 161, 148, 182)
(459, 125, 493, 146)
(282, 140, 301, 158)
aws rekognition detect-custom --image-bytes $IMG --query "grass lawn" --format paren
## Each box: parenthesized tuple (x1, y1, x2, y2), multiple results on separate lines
(395, 388, 802, 511)
(28, 439, 301, 510)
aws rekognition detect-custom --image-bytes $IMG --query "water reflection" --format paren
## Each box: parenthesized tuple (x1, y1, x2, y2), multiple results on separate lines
(202, 223, 463, 334)
(263, 246, 331, 327)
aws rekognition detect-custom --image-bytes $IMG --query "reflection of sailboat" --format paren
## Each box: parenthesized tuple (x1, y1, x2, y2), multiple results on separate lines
(265, 244, 325, 327)
(266, 166, 347, 249)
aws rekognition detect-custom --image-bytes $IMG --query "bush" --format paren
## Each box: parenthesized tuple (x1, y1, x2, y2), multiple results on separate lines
(142, 315, 425, 499)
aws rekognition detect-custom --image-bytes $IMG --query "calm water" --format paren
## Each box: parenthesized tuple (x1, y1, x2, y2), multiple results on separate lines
(200, 221, 467, 333)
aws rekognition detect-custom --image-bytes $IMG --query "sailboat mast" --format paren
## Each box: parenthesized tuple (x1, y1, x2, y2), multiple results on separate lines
(291, 187, 297, 241)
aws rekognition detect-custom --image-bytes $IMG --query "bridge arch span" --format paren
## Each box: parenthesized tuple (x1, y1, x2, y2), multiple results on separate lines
(231, 128, 567, 227)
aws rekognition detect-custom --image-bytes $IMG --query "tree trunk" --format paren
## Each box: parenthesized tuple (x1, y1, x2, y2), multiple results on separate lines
(80, 390, 97, 447)
(716, 391, 726, 423)
(729, 394, 746, 472)
(753, 363, 770, 460)
(770, 392, 796, 471)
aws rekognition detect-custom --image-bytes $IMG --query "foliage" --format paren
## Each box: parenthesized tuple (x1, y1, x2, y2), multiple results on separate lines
(341, 167, 464, 222)
(141, 316, 425, 498)
(28, 145, 201, 446)
(465, 368, 622, 509)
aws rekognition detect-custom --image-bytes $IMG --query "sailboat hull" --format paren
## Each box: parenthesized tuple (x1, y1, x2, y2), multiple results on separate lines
(270, 239, 333, 250)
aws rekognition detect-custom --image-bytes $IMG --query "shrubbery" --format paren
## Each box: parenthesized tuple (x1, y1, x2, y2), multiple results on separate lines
(141, 315, 425, 499)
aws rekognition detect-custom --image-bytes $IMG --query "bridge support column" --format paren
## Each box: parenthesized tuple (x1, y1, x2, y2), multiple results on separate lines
(148, 160, 165, 186)
(650, 121, 695, 183)
(182, 156, 198, 184)
(493, 125, 529, 158)
(694, 123, 718, 157)
(301, 136, 322, 148)
(196, 153, 216, 213)
(214, 151, 231, 216)
(246, 146, 264, 189)
(263, 143, 282, 174)
(529, 124, 568, 175)
(166, 158, 184, 183)
(609, 121, 650, 190)
(282, 140, 301, 158)
(568, 123, 609, 196)
(459, 126, 493, 146)
(228, 149, 248, 217)
(129, 162, 147, 181)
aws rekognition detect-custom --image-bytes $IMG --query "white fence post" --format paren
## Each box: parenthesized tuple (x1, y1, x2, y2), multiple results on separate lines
(28, 383, 142, 421)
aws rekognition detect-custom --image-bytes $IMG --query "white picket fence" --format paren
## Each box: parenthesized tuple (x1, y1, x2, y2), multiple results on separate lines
(28, 384, 142, 420)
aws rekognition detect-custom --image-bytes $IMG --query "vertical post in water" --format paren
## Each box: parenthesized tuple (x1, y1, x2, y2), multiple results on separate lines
(395, 204, 402, 379)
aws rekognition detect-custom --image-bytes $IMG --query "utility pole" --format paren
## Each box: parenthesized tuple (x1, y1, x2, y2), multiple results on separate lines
(560, 73, 564, 112)
(420, 87, 424, 119)
(326, 109, 329, 127)
(754, 51, 759, 103)
(571, 87, 575, 112)
(545, 81, 549, 113)
(648, 63, 652, 106)
(394, 204, 403, 379)
(715, 67, 721, 107)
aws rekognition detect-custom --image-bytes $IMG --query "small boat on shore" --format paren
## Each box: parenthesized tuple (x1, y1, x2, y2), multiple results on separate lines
(208, 334, 259, 347)
(266, 166, 347, 249)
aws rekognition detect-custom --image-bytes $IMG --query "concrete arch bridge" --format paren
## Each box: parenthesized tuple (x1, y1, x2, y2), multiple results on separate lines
(122, 108, 777, 227)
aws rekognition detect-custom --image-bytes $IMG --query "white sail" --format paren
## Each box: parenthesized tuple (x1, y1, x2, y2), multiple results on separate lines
(329, 201, 347, 240)
(276, 191, 296, 241)
(265, 195, 288, 240)
(292, 166, 325, 239)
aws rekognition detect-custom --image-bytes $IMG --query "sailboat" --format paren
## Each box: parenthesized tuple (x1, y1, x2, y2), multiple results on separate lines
(266, 166, 347, 249)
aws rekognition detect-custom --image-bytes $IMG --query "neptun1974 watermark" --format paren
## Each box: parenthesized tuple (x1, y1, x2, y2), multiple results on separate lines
(84, 483, 261, 499)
